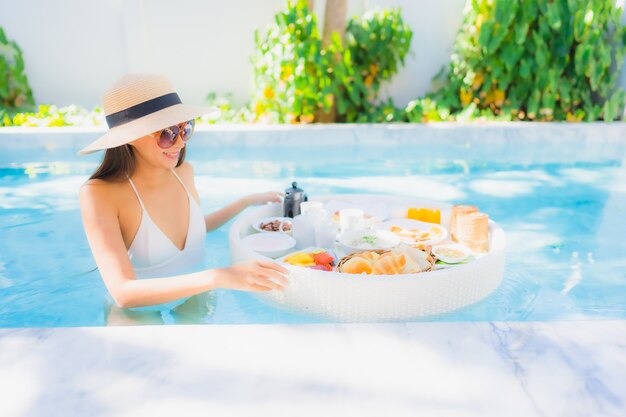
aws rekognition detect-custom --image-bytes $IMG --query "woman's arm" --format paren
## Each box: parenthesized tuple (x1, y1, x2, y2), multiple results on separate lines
(79, 183, 288, 308)
(174, 162, 282, 232)
(104, 260, 288, 308)
(203, 192, 282, 232)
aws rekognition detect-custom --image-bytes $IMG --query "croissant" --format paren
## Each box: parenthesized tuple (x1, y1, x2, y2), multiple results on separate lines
(394, 246, 428, 273)
(341, 256, 373, 275)
(358, 251, 381, 263)
(378, 252, 393, 260)
(372, 253, 406, 275)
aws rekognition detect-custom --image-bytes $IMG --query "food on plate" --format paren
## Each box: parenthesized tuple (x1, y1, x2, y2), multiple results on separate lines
(407, 207, 441, 224)
(432, 244, 471, 264)
(338, 245, 435, 275)
(450, 205, 478, 241)
(259, 219, 292, 232)
(283, 249, 335, 271)
(455, 211, 489, 253)
(313, 252, 334, 266)
(435, 247, 466, 259)
(310, 263, 333, 271)
(389, 225, 443, 243)
(283, 252, 315, 267)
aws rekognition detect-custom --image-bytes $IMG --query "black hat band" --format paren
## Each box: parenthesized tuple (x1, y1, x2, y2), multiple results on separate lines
(105, 92, 181, 128)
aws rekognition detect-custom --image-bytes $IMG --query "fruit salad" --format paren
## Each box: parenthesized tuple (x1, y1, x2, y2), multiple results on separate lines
(283, 249, 335, 271)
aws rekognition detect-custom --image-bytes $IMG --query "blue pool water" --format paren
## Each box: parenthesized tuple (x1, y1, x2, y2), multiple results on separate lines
(1, 126, 625, 327)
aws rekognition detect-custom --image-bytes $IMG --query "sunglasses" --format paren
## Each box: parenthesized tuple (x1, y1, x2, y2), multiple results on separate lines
(152, 120, 195, 149)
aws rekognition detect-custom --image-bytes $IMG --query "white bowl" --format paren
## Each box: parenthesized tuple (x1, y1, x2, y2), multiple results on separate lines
(241, 233, 296, 259)
(338, 229, 400, 253)
(252, 216, 293, 234)
(432, 244, 471, 264)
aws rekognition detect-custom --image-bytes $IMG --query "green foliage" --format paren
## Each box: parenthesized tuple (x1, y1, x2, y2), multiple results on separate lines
(407, 0, 626, 122)
(0, 27, 34, 111)
(250, 1, 412, 123)
(8, 1, 626, 127)
(0, 104, 104, 127)
(330, 8, 413, 122)
(200, 92, 255, 124)
(251, 0, 332, 123)
(0, 98, 249, 127)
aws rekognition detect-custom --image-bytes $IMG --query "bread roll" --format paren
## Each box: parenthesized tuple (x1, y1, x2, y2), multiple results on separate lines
(456, 211, 489, 253)
(451, 205, 478, 242)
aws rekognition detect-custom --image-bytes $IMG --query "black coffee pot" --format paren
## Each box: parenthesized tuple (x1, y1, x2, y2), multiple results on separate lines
(283, 181, 307, 218)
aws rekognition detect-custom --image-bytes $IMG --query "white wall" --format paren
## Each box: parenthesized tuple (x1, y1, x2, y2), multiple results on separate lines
(1, 0, 288, 107)
(1, 0, 128, 107)
(365, 0, 466, 106)
(1, 0, 622, 110)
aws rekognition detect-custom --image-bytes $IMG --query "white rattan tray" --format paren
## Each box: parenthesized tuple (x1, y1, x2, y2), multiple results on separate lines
(228, 195, 505, 322)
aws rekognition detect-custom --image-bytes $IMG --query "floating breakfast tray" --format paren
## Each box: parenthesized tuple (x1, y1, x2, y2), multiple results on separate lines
(229, 195, 506, 322)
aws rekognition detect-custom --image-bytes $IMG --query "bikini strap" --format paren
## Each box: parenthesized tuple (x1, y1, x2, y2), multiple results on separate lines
(171, 169, 191, 196)
(127, 177, 147, 211)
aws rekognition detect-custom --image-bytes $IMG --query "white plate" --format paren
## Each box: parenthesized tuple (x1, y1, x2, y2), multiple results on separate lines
(338, 229, 400, 252)
(277, 247, 338, 271)
(241, 233, 296, 258)
(253, 217, 293, 234)
(432, 244, 471, 264)
(376, 219, 448, 246)
(278, 247, 338, 262)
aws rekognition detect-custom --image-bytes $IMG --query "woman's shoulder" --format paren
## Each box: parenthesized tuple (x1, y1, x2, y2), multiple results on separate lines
(81, 178, 126, 193)
(80, 178, 129, 209)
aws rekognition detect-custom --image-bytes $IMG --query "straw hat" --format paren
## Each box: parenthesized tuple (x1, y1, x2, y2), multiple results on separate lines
(78, 74, 218, 155)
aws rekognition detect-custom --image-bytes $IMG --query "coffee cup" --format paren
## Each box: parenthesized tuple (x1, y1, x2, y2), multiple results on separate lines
(339, 208, 364, 234)
(315, 220, 337, 248)
(300, 201, 327, 222)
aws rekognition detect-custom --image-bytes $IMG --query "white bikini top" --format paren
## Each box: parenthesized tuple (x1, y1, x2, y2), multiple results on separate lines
(127, 170, 206, 279)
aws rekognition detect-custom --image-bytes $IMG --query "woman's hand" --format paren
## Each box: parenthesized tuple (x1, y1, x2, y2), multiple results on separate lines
(244, 191, 284, 206)
(204, 191, 284, 232)
(214, 260, 290, 292)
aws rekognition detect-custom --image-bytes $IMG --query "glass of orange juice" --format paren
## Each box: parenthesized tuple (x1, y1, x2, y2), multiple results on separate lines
(407, 207, 441, 224)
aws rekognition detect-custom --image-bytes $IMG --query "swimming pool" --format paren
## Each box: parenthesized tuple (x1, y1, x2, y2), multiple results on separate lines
(1, 124, 625, 327)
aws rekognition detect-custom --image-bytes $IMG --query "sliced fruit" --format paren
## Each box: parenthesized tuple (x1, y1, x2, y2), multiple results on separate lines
(313, 252, 334, 266)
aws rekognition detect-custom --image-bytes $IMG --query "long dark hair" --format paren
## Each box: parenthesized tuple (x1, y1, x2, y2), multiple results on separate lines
(89, 144, 187, 181)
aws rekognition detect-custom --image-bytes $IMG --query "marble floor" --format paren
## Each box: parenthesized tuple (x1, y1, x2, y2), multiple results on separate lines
(1, 320, 625, 417)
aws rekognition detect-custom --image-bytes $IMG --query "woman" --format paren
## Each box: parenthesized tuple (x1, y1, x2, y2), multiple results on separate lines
(79, 74, 288, 321)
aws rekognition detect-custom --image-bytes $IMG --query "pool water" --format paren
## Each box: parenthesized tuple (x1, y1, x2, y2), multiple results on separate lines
(1, 128, 625, 327)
